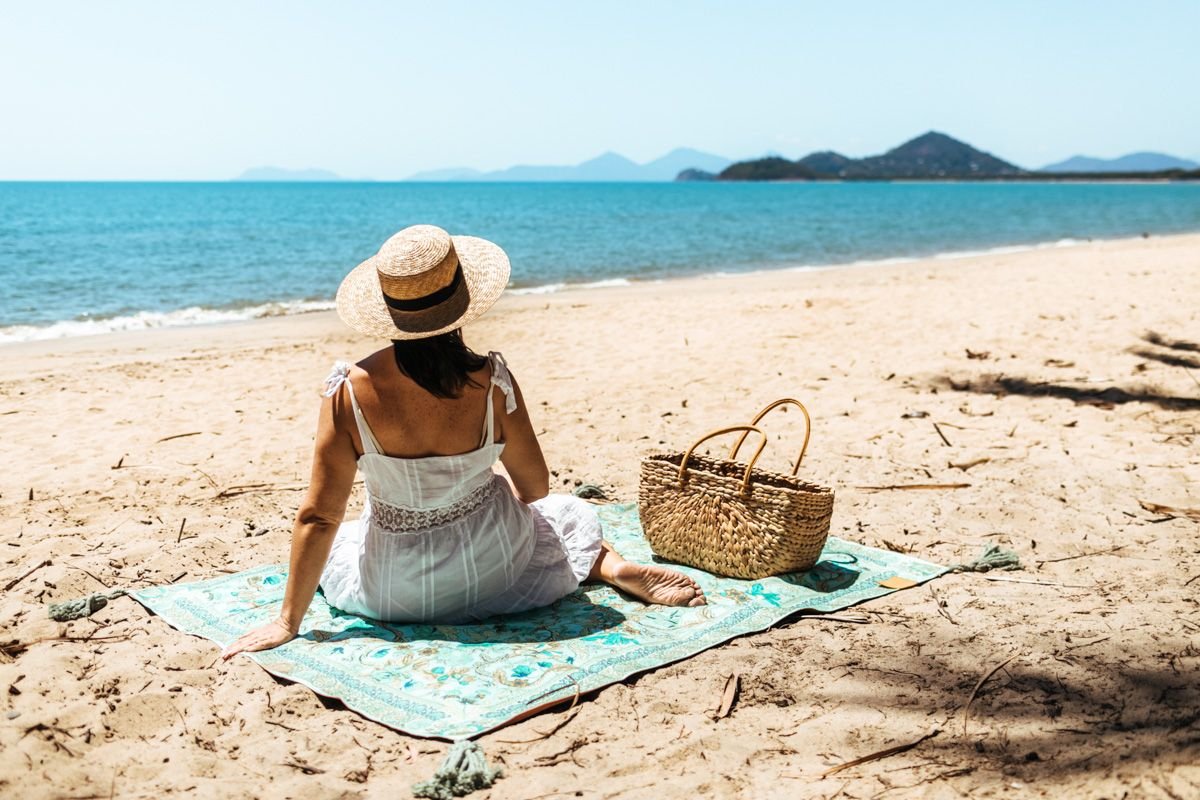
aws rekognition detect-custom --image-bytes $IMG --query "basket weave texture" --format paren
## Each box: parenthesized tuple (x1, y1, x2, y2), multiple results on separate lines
(637, 404, 835, 579)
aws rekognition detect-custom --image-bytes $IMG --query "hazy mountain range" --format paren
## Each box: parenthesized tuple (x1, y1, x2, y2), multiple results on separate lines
(233, 166, 352, 181)
(1038, 152, 1199, 173)
(405, 148, 732, 182)
(233, 144, 1198, 182)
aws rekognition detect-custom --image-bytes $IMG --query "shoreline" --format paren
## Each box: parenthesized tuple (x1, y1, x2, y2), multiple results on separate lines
(5, 229, 1199, 347)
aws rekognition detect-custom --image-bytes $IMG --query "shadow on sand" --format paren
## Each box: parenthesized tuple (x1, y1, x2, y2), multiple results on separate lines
(932, 330, 1200, 411)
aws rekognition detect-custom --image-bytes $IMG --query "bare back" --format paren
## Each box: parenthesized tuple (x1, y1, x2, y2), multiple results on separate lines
(340, 347, 500, 459)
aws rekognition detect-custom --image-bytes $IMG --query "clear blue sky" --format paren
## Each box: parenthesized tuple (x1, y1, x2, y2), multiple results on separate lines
(2, 1, 1197, 179)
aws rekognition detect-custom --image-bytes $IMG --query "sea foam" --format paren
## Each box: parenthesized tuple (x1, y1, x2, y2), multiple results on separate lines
(0, 299, 335, 344)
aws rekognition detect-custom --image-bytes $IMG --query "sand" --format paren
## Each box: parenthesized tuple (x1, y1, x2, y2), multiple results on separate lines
(1, 233, 1198, 799)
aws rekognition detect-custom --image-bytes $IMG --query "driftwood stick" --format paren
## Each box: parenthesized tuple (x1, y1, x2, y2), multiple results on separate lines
(819, 728, 941, 778)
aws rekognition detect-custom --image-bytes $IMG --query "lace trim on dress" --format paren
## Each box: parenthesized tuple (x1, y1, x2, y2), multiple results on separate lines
(370, 478, 500, 533)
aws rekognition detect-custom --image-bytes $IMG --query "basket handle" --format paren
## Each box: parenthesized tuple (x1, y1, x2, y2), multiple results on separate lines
(727, 398, 813, 476)
(679, 425, 768, 495)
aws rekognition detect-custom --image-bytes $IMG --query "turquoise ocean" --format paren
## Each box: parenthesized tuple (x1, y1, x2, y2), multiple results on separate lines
(2, 181, 1199, 342)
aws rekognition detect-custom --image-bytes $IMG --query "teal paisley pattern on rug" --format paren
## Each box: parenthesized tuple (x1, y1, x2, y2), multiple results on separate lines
(131, 503, 945, 740)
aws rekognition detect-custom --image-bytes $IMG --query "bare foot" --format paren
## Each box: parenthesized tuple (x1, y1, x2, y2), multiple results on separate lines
(610, 561, 706, 607)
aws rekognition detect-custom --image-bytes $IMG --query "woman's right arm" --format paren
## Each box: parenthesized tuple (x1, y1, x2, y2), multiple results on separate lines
(496, 373, 550, 503)
(221, 385, 358, 659)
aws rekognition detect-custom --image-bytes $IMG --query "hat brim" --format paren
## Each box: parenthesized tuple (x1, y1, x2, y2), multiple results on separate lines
(335, 235, 510, 340)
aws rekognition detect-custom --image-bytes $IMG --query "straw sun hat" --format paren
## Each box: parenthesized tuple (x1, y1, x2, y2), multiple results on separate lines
(336, 224, 510, 340)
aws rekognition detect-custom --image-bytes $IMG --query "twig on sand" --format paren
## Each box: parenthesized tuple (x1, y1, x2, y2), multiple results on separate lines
(280, 759, 325, 775)
(498, 681, 583, 744)
(3, 559, 51, 592)
(2, 634, 133, 658)
(1036, 545, 1126, 565)
(1138, 499, 1200, 521)
(187, 465, 220, 490)
(807, 614, 871, 624)
(63, 562, 112, 589)
(534, 737, 588, 767)
(982, 575, 1089, 589)
(156, 431, 204, 443)
(932, 422, 953, 447)
(264, 719, 300, 732)
(176, 518, 188, 544)
(715, 672, 740, 719)
(215, 482, 307, 499)
(929, 584, 957, 625)
(856, 483, 970, 492)
(1064, 635, 1111, 652)
(819, 728, 941, 778)
(962, 653, 1020, 739)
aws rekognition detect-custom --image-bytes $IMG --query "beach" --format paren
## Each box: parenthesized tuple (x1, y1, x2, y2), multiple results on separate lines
(1, 232, 1198, 798)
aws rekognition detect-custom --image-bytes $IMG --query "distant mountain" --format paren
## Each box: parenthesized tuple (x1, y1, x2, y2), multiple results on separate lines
(406, 147, 732, 182)
(1040, 152, 1200, 173)
(844, 132, 1023, 178)
(495, 152, 644, 182)
(233, 166, 350, 181)
(640, 148, 732, 180)
(717, 132, 1026, 181)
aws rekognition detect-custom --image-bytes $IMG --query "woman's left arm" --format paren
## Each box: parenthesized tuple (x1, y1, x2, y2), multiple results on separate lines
(221, 387, 358, 660)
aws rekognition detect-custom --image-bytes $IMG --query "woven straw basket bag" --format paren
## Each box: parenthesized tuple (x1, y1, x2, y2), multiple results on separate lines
(638, 399, 835, 580)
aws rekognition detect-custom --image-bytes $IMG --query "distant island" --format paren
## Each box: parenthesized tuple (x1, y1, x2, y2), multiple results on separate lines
(233, 166, 351, 182)
(690, 132, 1200, 182)
(406, 148, 731, 182)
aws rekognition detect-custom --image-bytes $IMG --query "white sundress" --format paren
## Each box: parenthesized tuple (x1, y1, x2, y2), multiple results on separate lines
(317, 352, 604, 624)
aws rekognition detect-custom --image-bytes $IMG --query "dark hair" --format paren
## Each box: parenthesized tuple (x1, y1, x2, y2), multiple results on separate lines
(391, 329, 488, 398)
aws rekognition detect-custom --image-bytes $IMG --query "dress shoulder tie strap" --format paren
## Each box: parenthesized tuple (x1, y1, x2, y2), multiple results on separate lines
(487, 351, 518, 414)
(322, 361, 383, 456)
(480, 351, 518, 447)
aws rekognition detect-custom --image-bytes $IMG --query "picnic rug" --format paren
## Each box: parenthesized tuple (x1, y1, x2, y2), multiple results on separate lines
(130, 503, 946, 740)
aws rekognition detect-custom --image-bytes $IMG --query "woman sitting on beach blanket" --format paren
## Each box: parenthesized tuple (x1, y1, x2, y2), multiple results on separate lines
(222, 225, 704, 660)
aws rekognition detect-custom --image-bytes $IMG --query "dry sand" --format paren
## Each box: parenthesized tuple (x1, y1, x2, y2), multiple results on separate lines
(1, 233, 1198, 799)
